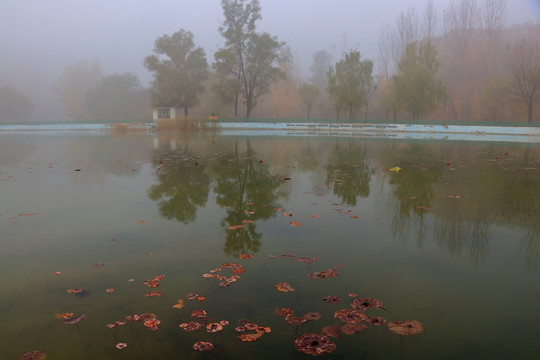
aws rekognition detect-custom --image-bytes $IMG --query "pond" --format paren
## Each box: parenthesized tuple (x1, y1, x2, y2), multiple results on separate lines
(1, 131, 539, 360)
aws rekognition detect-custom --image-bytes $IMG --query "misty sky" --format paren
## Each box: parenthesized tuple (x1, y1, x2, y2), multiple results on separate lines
(1, 0, 539, 119)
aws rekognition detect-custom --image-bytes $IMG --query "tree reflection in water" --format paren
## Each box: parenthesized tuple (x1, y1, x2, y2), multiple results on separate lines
(325, 140, 374, 206)
(148, 145, 210, 224)
(497, 147, 540, 270)
(212, 140, 283, 256)
(145, 135, 539, 268)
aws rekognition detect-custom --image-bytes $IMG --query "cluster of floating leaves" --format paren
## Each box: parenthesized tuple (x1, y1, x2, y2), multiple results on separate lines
(202, 262, 244, 287)
(50, 246, 424, 357)
(308, 268, 339, 279)
(235, 319, 271, 342)
(273, 307, 322, 326)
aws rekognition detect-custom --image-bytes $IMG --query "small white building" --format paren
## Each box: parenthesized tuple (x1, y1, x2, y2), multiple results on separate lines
(152, 107, 181, 121)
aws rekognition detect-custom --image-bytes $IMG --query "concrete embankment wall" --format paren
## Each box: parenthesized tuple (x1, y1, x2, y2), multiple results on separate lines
(216, 122, 540, 143)
(2, 122, 540, 143)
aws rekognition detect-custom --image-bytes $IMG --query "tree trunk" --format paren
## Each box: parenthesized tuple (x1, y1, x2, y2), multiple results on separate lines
(184, 107, 189, 116)
(246, 100, 252, 119)
(528, 101, 533, 123)
(234, 92, 239, 118)
(365, 103, 368, 121)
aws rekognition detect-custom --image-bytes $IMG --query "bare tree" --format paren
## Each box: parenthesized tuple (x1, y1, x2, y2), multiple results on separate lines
(443, 0, 480, 59)
(422, 0, 439, 42)
(377, 25, 393, 80)
(391, 7, 420, 68)
(505, 39, 540, 122)
(481, 0, 507, 47)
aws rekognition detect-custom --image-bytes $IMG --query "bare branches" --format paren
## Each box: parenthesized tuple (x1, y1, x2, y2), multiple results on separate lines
(505, 39, 540, 122)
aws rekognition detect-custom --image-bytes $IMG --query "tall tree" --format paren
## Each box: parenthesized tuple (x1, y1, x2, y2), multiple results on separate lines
(393, 42, 447, 121)
(216, 0, 260, 117)
(144, 29, 209, 116)
(378, 26, 393, 80)
(55, 59, 103, 121)
(217, 0, 283, 118)
(242, 32, 284, 117)
(298, 83, 319, 119)
(481, 0, 507, 54)
(422, 0, 439, 42)
(327, 50, 375, 120)
(505, 39, 540, 122)
(309, 50, 333, 118)
(0, 85, 34, 122)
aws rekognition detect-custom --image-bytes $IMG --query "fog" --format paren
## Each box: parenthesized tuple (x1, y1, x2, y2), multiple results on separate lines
(1, 0, 539, 121)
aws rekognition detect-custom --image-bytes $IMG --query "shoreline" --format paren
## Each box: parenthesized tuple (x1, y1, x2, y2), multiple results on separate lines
(1, 122, 540, 143)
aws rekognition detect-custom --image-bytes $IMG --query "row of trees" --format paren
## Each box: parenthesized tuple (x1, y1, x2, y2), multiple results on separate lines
(10, 0, 534, 123)
(376, 0, 540, 122)
(144, 0, 284, 118)
(0, 85, 34, 122)
(142, 0, 538, 122)
(54, 59, 150, 122)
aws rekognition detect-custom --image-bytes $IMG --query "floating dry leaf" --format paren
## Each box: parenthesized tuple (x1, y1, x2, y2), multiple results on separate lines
(297, 257, 319, 264)
(387, 320, 425, 335)
(238, 253, 254, 260)
(237, 332, 264, 342)
(285, 316, 308, 325)
(321, 325, 340, 338)
(273, 307, 294, 317)
(334, 309, 367, 324)
(193, 341, 214, 352)
(294, 333, 336, 356)
(143, 318, 161, 328)
(64, 314, 86, 324)
(323, 295, 341, 305)
(275, 282, 295, 292)
(308, 268, 339, 279)
(303, 312, 322, 321)
(366, 316, 387, 326)
(144, 291, 164, 297)
(172, 299, 184, 309)
(350, 297, 384, 311)
(191, 309, 208, 318)
(341, 323, 368, 335)
(206, 322, 224, 333)
(115, 343, 127, 350)
(179, 321, 202, 331)
(55, 313, 74, 319)
(16, 350, 47, 360)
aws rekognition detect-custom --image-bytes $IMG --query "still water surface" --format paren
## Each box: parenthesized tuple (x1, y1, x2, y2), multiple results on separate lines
(1, 132, 539, 359)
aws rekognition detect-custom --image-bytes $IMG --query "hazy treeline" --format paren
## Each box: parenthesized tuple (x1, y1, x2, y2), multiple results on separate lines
(1, 0, 539, 123)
